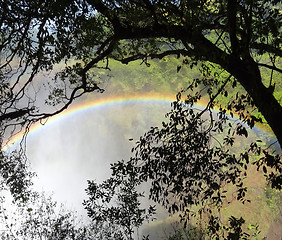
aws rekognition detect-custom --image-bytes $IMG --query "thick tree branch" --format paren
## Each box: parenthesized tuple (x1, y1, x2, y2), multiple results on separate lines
(251, 43, 282, 57)
(119, 49, 191, 64)
(111, 16, 194, 40)
(227, 0, 239, 55)
(0, 109, 33, 122)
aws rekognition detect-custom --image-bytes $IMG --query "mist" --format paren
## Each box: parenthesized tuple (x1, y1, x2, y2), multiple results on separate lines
(25, 95, 172, 216)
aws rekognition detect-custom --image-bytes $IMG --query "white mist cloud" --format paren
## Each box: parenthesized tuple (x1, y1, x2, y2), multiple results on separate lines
(25, 99, 172, 216)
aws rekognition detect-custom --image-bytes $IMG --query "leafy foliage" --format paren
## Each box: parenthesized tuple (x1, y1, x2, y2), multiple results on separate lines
(0, 151, 34, 202)
(83, 166, 156, 240)
(0, 190, 120, 240)
(85, 75, 281, 238)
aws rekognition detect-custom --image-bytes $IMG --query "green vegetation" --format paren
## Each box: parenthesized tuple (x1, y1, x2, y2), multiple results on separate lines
(103, 57, 200, 95)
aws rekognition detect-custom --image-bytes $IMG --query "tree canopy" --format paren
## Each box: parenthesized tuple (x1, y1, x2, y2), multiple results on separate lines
(0, 0, 281, 145)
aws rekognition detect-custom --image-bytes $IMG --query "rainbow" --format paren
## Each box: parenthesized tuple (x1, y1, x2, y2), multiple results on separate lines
(2, 93, 178, 150)
(2, 93, 274, 151)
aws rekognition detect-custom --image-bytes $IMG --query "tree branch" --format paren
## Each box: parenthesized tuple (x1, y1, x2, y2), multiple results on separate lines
(79, 37, 116, 90)
(119, 49, 191, 64)
(227, 0, 239, 55)
(30, 85, 102, 122)
(0, 108, 33, 122)
(251, 42, 282, 57)
(198, 75, 232, 119)
(80, 38, 116, 74)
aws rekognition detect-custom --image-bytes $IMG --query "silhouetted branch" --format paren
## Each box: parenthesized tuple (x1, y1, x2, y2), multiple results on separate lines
(0, 108, 33, 122)
(120, 49, 191, 64)
(31, 85, 103, 121)
(79, 37, 116, 90)
(251, 43, 282, 57)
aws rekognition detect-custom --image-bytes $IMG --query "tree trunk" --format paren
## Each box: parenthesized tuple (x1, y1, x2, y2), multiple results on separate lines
(226, 56, 282, 149)
(240, 64, 282, 149)
(192, 36, 282, 149)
